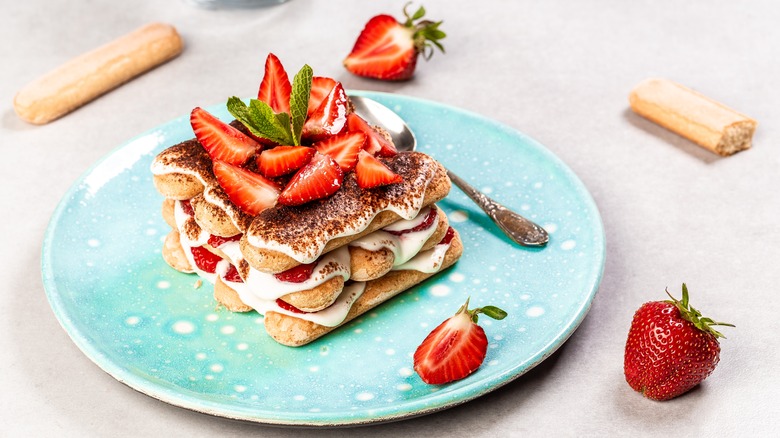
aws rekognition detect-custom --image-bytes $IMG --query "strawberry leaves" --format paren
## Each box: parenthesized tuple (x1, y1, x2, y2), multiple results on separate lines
(665, 283, 735, 339)
(227, 63, 314, 147)
(403, 4, 446, 59)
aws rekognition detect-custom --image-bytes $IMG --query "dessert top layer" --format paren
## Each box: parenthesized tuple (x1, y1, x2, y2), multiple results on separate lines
(245, 151, 443, 262)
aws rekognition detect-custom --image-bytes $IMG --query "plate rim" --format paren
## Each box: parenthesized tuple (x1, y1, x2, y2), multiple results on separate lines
(41, 91, 605, 426)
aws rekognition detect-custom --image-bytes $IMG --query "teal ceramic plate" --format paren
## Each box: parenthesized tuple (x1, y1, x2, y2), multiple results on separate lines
(42, 92, 604, 426)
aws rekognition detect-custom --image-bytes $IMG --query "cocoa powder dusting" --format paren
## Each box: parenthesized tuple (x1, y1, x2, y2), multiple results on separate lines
(247, 152, 437, 259)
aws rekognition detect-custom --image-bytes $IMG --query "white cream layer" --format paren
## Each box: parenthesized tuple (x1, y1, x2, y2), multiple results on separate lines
(349, 206, 437, 266)
(173, 201, 448, 327)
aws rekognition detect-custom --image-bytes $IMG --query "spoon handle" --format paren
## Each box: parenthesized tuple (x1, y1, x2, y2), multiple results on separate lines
(447, 170, 549, 247)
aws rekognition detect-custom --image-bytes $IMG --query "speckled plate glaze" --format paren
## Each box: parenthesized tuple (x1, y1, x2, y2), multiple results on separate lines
(42, 92, 604, 426)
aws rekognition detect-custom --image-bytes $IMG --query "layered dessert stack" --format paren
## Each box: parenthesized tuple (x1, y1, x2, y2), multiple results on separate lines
(151, 54, 462, 346)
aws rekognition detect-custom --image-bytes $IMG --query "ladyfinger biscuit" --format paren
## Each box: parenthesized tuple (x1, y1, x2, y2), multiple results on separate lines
(279, 276, 345, 312)
(348, 247, 394, 282)
(162, 230, 193, 273)
(214, 277, 253, 312)
(263, 230, 464, 347)
(190, 193, 241, 238)
(14, 23, 183, 125)
(152, 140, 210, 200)
(241, 153, 451, 274)
(629, 78, 757, 156)
(162, 199, 176, 229)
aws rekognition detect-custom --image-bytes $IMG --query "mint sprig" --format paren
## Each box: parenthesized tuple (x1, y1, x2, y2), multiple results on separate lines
(227, 64, 313, 146)
(289, 65, 313, 146)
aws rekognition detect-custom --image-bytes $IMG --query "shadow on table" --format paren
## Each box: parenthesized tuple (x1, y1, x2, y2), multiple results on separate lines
(622, 109, 723, 164)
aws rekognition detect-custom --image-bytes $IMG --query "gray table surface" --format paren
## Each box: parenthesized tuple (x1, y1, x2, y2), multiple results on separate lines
(2, 0, 777, 436)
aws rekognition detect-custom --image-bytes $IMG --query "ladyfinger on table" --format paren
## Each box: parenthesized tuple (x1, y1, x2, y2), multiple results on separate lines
(629, 78, 757, 156)
(14, 22, 183, 125)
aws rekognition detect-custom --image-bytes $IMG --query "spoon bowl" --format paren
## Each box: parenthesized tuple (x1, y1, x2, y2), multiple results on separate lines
(350, 95, 549, 247)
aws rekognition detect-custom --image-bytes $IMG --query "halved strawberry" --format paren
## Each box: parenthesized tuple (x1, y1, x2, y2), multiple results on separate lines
(308, 76, 338, 116)
(190, 107, 261, 165)
(314, 131, 366, 172)
(343, 5, 445, 81)
(257, 53, 291, 114)
(257, 146, 315, 178)
(278, 152, 344, 206)
(346, 113, 398, 157)
(355, 150, 402, 189)
(302, 82, 348, 142)
(413, 298, 507, 385)
(213, 160, 280, 216)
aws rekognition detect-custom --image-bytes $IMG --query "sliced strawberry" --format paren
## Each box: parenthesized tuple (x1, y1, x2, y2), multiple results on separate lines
(386, 206, 438, 236)
(438, 226, 456, 245)
(180, 200, 195, 216)
(301, 82, 348, 142)
(275, 299, 308, 314)
(257, 146, 315, 178)
(207, 233, 242, 248)
(413, 298, 507, 385)
(343, 6, 445, 81)
(257, 53, 291, 114)
(213, 160, 280, 216)
(346, 113, 398, 157)
(190, 107, 261, 165)
(190, 246, 222, 274)
(355, 150, 402, 189)
(308, 76, 338, 116)
(278, 152, 344, 206)
(314, 131, 366, 172)
(274, 261, 318, 283)
(223, 264, 244, 283)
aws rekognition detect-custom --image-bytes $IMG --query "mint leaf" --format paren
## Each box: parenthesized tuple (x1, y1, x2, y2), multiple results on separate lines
(289, 64, 313, 146)
(228, 96, 294, 145)
(249, 99, 294, 145)
(227, 96, 254, 128)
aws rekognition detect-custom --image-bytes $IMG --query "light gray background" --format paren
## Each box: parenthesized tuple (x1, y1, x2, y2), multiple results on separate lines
(2, 0, 777, 436)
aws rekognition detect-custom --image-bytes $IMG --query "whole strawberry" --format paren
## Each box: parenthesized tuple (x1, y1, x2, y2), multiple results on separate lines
(624, 284, 734, 401)
(344, 4, 446, 81)
(414, 298, 507, 385)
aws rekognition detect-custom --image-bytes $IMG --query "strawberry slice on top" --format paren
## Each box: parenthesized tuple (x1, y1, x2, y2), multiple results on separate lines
(314, 131, 366, 172)
(257, 53, 292, 114)
(346, 113, 398, 157)
(344, 5, 445, 81)
(414, 298, 507, 385)
(191, 107, 261, 165)
(257, 145, 315, 178)
(213, 160, 280, 216)
(308, 76, 338, 116)
(278, 152, 344, 206)
(302, 82, 348, 142)
(355, 150, 402, 189)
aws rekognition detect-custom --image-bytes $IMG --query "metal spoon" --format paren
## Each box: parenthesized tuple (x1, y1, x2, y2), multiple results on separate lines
(351, 95, 549, 247)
